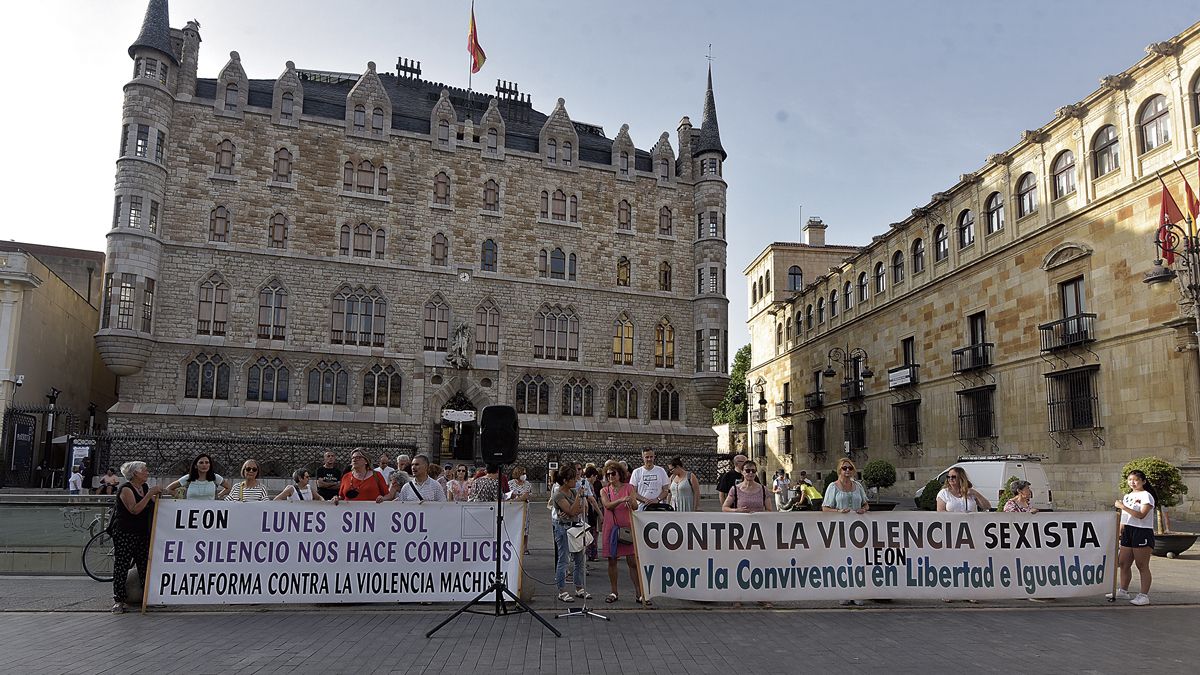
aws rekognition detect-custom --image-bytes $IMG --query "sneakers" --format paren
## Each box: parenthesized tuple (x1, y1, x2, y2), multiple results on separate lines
(1130, 594, 1150, 606)
(1106, 588, 1131, 600)
(111, 603, 126, 614)
(557, 591, 574, 603)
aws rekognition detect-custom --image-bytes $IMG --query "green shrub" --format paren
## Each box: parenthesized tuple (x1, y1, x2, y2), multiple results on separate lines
(1120, 457, 1188, 509)
(917, 478, 941, 511)
(996, 475, 1022, 509)
(862, 460, 897, 490)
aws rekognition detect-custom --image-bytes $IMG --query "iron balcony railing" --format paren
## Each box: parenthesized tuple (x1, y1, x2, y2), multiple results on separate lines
(952, 343, 993, 372)
(776, 400, 794, 417)
(1038, 313, 1097, 352)
(804, 391, 825, 409)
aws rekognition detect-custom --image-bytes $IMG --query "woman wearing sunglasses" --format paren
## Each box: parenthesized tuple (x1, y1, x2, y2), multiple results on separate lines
(273, 468, 325, 501)
(936, 466, 990, 513)
(722, 460, 772, 513)
(599, 461, 645, 604)
(225, 459, 270, 501)
(339, 448, 389, 502)
(822, 458, 869, 605)
(446, 464, 472, 502)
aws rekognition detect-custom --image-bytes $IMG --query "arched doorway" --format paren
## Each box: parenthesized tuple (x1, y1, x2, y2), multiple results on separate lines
(436, 391, 477, 463)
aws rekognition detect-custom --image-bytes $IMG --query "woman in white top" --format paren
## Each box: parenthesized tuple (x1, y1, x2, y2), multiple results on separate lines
(274, 468, 324, 502)
(1111, 469, 1157, 606)
(166, 454, 230, 500)
(936, 466, 990, 512)
(225, 459, 270, 501)
(771, 470, 792, 512)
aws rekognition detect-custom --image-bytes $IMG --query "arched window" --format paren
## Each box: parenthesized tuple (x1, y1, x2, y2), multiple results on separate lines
(985, 192, 1005, 234)
(362, 364, 402, 408)
(353, 105, 366, 131)
(655, 319, 675, 368)
(650, 383, 680, 421)
(197, 275, 229, 335)
(1093, 125, 1120, 177)
(794, 310, 803, 337)
(546, 139, 557, 164)
(659, 207, 673, 236)
(437, 119, 450, 146)
(481, 239, 498, 272)
(617, 200, 631, 230)
(891, 250, 905, 284)
(374, 229, 385, 259)
(209, 206, 229, 242)
(816, 298, 825, 324)
(787, 266, 803, 291)
(224, 84, 239, 112)
(607, 380, 638, 419)
(550, 248, 567, 280)
(475, 300, 500, 355)
(569, 195, 579, 223)
(422, 298, 449, 351)
(357, 160, 374, 194)
(874, 262, 886, 294)
(1052, 150, 1076, 199)
(273, 148, 292, 183)
(268, 213, 288, 249)
(483, 179, 499, 211)
(829, 290, 839, 318)
(1139, 94, 1171, 153)
(765, 274, 771, 293)
(958, 209, 975, 249)
(562, 142, 573, 166)
(280, 92, 294, 121)
(306, 360, 347, 405)
(552, 190, 567, 220)
(857, 272, 869, 302)
(215, 139, 235, 174)
(353, 223, 372, 257)
(619, 151, 629, 176)
(371, 107, 384, 136)
(515, 374, 549, 415)
(257, 281, 287, 339)
(658, 262, 672, 292)
(561, 377, 593, 416)
(332, 286, 386, 347)
(533, 305, 579, 361)
(934, 224, 949, 262)
(539, 191, 549, 218)
(1017, 172, 1038, 218)
(339, 224, 351, 255)
(616, 256, 631, 287)
(431, 233, 448, 266)
(185, 352, 230, 400)
(247, 356, 288, 402)
(434, 172, 450, 205)
(486, 128, 498, 154)
(912, 238, 926, 274)
(342, 161, 354, 192)
(612, 314, 634, 365)
(377, 166, 388, 196)
(568, 253, 577, 281)
(843, 281, 853, 311)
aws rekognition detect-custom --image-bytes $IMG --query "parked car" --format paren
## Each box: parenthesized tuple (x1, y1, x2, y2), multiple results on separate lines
(914, 455, 1054, 511)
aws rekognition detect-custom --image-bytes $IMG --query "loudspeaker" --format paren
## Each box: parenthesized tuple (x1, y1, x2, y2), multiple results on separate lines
(479, 405, 519, 464)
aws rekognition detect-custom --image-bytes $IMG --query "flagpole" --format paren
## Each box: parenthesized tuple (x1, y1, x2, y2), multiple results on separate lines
(467, 0, 475, 95)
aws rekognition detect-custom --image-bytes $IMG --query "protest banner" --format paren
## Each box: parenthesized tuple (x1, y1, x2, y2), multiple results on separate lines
(145, 500, 524, 606)
(632, 511, 1117, 601)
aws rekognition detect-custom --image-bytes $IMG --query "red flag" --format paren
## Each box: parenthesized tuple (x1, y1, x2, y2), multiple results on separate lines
(1159, 185, 1184, 264)
(467, 4, 486, 75)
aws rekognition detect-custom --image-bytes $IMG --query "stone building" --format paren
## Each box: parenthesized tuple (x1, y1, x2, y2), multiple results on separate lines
(746, 22, 1200, 513)
(95, 0, 729, 457)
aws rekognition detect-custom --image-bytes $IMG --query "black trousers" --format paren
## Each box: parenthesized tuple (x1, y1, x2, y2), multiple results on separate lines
(111, 530, 149, 604)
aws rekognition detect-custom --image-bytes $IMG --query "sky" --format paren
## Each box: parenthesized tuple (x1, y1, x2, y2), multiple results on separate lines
(1, 0, 1198, 356)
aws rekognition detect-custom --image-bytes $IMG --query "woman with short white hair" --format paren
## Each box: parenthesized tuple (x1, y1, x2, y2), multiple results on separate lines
(111, 461, 162, 614)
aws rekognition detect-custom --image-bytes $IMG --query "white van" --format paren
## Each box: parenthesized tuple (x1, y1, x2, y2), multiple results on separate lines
(914, 455, 1054, 511)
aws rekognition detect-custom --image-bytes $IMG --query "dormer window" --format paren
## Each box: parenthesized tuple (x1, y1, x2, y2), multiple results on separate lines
(353, 105, 366, 131)
(371, 108, 385, 137)
(280, 92, 294, 121)
(224, 84, 238, 112)
(701, 158, 721, 176)
(562, 142, 573, 167)
(486, 128, 498, 154)
(438, 120, 450, 146)
(658, 159, 669, 179)
(552, 190, 567, 220)
(357, 160, 374, 193)
(620, 152, 629, 176)
(547, 139, 557, 164)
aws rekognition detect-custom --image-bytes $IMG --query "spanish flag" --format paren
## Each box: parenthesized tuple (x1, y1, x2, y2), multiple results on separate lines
(468, 3, 486, 74)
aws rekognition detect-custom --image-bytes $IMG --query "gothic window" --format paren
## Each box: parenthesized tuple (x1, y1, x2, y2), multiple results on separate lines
(247, 356, 289, 402)
(612, 313, 634, 365)
(116, 273, 136, 330)
(618, 200, 632, 230)
(354, 105, 366, 131)
(912, 239, 925, 274)
(363, 364, 402, 408)
(257, 281, 287, 340)
(562, 142, 573, 167)
(431, 233, 448, 266)
(1017, 172, 1038, 218)
(185, 353, 230, 400)
(331, 286, 386, 347)
(377, 166, 388, 196)
(197, 275, 229, 336)
(343, 162, 354, 192)
(224, 84, 238, 112)
(874, 262, 886, 294)
(339, 224, 351, 255)
(607, 380, 638, 419)
(1052, 150, 1076, 199)
(374, 229, 385, 259)
(273, 148, 293, 183)
(515, 374, 550, 415)
(540, 191, 549, 218)
(552, 190, 567, 220)
(547, 248, 566, 279)
(437, 120, 450, 146)
(280, 92, 294, 121)
(654, 318, 675, 368)
(120, 125, 129, 157)
(101, 272, 112, 328)
(269, 213, 288, 249)
(957, 209, 975, 249)
(533, 305, 579, 361)
(1093, 125, 1120, 177)
(658, 262, 672, 292)
(561, 377, 593, 416)
(546, 139, 557, 164)
(475, 300, 500, 355)
(619, 151, 629, 176)
(423, 298, 449, 351)
(1139, 94, 1170, 153)
(434, 172, 451, 205)
(353, 223, 372, 257)
(215, 139, 234, 175)
(569, 253, 578, 281)
(483, 179, 499, 211)
(985, 192, 1005, 234)
(357, 160, 374, 194)
(481, 239, 498, 272)
(208, 206, 230, 242)
(569, 195, 579, 223)
(371, 107, 385, 137)
(650, 383, 680, 421)
(616, 257, 631, 287)
(659, 207, 673, 236)
(306, 360, 347, 405)
(857, 272, 868, 303)
(934, 224, 949, 262)
(135, 124, 149, 157)
(141, 278, 154, 332)
(486, 128, 498, 154)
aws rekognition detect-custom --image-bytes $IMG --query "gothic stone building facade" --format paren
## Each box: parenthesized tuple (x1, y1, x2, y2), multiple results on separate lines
(96, 1, 730, 456)
(746, 22, 1200, 513)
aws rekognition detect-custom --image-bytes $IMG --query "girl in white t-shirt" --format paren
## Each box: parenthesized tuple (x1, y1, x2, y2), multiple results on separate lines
(274, 468, 324, 502)
(1111, 469, 1157, 606)
(936, 466, 991, 512)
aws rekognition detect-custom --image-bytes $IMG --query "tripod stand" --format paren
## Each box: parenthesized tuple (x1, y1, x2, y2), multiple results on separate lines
(426, 464, 560, 638)
(556, 524, 608, 622)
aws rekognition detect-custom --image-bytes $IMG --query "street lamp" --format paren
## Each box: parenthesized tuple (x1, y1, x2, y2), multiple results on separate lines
(1146, 214, 1200, 341)
(823, 347, 874, 381)
(747, 376, 766, 458)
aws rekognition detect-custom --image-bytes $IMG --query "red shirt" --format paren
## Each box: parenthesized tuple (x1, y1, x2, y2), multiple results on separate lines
(339, 471, 388, 501)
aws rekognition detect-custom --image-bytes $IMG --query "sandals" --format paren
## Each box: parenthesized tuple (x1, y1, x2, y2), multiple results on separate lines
(604, 592, 618, 604)
(636, 596, 654, 607)
(575, 589, 592, 600)
(557, 591, 574, 603)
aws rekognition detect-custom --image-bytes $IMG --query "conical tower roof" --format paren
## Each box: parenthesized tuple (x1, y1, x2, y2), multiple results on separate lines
(128, 0, 179, 64)
(694, 65, 726, 160)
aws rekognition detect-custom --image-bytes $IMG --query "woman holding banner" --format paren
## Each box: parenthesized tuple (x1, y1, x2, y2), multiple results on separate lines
(273, 468, 325, 501)
(822, 459, 869, 606)
(111, 461, 162, 614)
(339, 449, 388, 502)
(722, 460, 773, 513)
(936, 467, 990, 512)
(1111, 469, 1157, 606)
(600, 462, 644, 604)
(225, 460, 270, 502)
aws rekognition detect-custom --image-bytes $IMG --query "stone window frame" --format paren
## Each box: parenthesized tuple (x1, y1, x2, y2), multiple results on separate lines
(515, 374, 550, 415)
(654, 318, 675, 369)
(532, 304, 580, 361)
(257, 279, 288, 340)
(658, 261, 672, 292)
(650, 382, 680, 421)
(423, 296, 450, 352)
(1092, 125, 1120, 178)
(246, 355, 290, 403)
(616, 256, 631, 287)
(209, 206, 231, 243)
(475, 299, 500, 355)
(607, 380, 639, 419)
(330, 285, 387, 348)
(985, 192, 1005, 234)
(268, 213, 289, 250)
(561, 376, 594, 417)
(272, 147, 294, 184)
(306, 360, 349, 406)
(338, 222, 386, 260)
(362, 363, 402, 408)
(196, 273, 231, 337)
(1051, 150, 1076, 200)
(957, 209, 975, 249)
(185, 352, 231, 400)
(215, 139, 236, 175)
(431, 233, 449, 266)
(481, 239, 499, 273)
(1016, 172, 1038, 219)
(1137, 93, 1171, 154)
(612, 312, 634, 365)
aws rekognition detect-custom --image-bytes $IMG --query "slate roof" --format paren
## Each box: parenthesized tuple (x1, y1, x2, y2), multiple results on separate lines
(128, 0, 179, 64)
(694, 66, 726, 160)
(198, 73, 655, 171)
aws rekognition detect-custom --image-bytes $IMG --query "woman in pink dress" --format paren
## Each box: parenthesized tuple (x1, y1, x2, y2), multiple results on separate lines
(600, 461, 645, 604)
(446, 464, 471, 502)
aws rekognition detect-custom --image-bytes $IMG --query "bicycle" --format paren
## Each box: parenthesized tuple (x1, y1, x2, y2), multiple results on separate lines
(63, 505, 115, 582)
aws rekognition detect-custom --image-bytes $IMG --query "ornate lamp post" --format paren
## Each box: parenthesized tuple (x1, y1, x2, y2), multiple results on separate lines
(1145, 216, 1200, 342)
(822, 347, 874, 385)
(746, 376, 766, 459)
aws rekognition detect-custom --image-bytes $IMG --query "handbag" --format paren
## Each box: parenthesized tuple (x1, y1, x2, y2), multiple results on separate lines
(567, 524, 594, 553)
(617, 526, 634, 545)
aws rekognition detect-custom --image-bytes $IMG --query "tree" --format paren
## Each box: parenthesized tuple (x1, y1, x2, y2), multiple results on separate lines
(712, 344, 751, 425)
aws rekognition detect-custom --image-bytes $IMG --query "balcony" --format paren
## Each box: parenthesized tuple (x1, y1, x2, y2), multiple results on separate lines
(804, 391, 825, 409)
(776, 400, 794, 417)
(887, 364, 920, 388)
(752, 406, 767, 423)
(1038, 313, 1096, 352)
(952, 343, 993, 373)
(840, 380, 865, 401)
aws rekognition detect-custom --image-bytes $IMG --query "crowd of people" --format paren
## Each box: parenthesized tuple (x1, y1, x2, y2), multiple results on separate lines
(103, 449, 1157, 613)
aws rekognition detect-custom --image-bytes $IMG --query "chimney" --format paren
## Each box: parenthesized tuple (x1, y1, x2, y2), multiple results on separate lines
(803, 216, 827, 247)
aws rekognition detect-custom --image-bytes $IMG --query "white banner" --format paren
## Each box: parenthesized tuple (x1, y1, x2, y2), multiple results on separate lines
(146, 500, 524, 605)
(632, 511, 1117, 601)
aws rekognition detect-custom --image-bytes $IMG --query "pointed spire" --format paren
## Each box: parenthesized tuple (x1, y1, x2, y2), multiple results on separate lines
(128, 0, 178, 64)
(694, 65, 726, 160)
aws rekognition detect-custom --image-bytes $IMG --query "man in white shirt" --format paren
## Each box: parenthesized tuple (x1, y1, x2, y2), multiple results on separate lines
(375, 453, 395, 484)
(385, 455, 446, 502)
(630, 448, 670, 510)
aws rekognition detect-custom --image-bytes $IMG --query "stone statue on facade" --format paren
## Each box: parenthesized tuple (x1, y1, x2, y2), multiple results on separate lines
(446, 323, 472, 370)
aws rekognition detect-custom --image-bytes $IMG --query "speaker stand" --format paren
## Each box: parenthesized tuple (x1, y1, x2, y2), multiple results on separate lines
(426, 465, 560, 638)
(557, 601, 608, 621)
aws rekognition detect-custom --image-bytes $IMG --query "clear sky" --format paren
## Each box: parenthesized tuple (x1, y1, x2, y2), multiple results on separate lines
(1, 0, 1197, 356)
